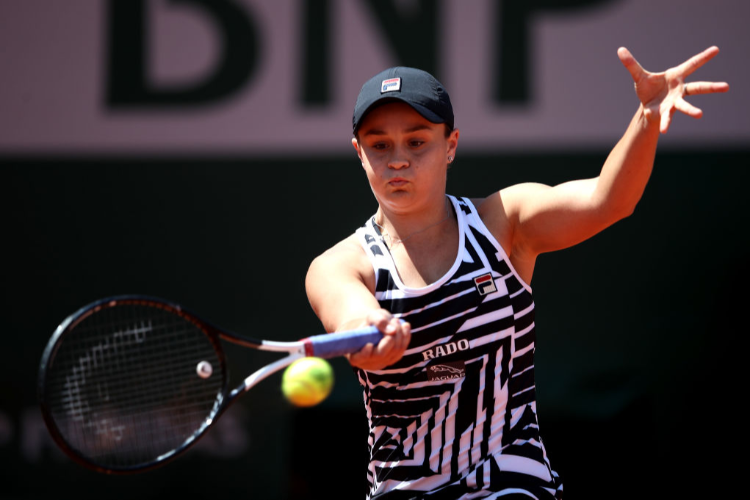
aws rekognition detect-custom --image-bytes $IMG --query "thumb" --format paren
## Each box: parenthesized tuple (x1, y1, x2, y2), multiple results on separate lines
(617, 47, 645, 82)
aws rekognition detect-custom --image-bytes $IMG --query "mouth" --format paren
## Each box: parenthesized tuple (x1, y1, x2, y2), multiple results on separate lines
(388, 177, 408, 187)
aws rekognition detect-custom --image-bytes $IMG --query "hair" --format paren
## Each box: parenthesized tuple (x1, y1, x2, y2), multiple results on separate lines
(354, 122, 453, 142)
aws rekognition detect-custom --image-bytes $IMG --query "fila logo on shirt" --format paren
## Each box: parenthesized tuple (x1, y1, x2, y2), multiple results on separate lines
(474, 273, 497, 295)
(381, 77, 401, 93)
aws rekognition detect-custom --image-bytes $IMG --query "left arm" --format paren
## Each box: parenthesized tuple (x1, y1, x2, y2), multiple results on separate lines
(483, 46, 729, 270)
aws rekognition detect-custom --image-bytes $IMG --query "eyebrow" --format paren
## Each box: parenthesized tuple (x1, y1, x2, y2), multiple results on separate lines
(361, 124, 433, 137)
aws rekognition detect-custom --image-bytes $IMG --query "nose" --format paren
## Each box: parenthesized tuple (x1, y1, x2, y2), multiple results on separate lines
(388, 146, 410, 170)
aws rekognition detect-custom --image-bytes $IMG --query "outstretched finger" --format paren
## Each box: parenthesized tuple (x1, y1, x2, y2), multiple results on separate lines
(684, 81, 730, 97)
(675, 98, 703, 119)
(617, 47, 646, 81)
(674, 46, 720, 78)
(660, 108, 675, 134)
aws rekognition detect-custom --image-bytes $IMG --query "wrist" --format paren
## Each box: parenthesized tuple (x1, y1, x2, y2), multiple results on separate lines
(636, 104, 661, 134)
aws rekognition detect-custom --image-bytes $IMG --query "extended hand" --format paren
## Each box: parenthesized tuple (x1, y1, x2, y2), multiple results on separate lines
(618, 46, 729, 134)
(347, 309, 411, 371)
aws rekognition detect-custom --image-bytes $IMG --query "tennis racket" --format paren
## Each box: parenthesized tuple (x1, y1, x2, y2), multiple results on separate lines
(37, 294, 381, 474)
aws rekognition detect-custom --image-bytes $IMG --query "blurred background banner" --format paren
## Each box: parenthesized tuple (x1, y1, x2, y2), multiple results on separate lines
(1, 0, 748, 154)
(1, 1, 747, 500)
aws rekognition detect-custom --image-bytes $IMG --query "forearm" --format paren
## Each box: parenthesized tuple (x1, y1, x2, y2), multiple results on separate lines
(308, 282, 379, 334)
(594, 104, 661, 219)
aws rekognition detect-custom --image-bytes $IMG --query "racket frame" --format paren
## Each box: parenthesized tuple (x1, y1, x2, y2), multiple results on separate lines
(37, 295, 380, 474)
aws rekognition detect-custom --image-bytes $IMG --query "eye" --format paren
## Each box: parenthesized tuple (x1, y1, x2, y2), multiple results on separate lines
(409, 140, 425, 148)
(371, 142, 389, 150)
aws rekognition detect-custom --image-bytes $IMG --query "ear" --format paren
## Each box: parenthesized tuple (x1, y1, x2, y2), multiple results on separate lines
(446, 128, 459, 159)
(352, 137, 364, 165)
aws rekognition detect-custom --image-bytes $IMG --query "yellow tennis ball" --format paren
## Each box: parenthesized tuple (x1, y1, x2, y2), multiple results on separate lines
(282, 357, 334, 407)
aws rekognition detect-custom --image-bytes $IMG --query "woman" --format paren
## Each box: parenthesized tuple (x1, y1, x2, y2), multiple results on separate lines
(305, 48, 728, 499)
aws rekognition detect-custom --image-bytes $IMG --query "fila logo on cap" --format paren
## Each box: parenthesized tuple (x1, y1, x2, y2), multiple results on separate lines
(381, 78, 401, 93)
(474, 273, 497, 296)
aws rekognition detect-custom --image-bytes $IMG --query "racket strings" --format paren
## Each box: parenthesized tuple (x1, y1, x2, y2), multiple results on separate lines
(44, 304, 224, 469)
(48, 339, 220, 407)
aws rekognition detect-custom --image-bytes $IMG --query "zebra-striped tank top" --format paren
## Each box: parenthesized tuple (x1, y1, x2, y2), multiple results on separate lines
(354, 195, 563, 500)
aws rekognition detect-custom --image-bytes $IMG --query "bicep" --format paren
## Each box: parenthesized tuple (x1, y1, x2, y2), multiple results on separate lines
(500, 178, 623, 256)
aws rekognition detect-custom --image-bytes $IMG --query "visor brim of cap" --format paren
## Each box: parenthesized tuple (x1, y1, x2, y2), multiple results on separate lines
(354, 97, 447, 134)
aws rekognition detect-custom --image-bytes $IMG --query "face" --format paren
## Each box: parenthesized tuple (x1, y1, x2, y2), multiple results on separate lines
(352, 102, 459, 215)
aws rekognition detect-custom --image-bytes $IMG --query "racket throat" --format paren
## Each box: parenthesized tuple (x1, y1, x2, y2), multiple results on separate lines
(242, 354, 304, 392)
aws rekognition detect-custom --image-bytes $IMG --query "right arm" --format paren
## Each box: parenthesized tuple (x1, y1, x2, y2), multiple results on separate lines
(305, 235, 411, 371)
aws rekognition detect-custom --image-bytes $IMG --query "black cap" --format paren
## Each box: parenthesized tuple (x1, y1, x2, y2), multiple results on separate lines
(352, 67, 454, 135)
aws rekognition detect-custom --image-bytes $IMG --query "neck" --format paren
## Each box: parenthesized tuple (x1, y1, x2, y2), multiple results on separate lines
(374, 196, 453, 248)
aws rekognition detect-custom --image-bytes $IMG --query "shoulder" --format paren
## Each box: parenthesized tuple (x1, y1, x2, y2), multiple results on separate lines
(306, 233, 375, 291)
(308, 233, 365, 271)
(466, 183, 551, 255)
(472, 182, 550, 221)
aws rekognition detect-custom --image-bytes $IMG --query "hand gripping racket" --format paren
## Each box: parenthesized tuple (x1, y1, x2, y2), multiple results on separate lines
(37, 295, 381, 474)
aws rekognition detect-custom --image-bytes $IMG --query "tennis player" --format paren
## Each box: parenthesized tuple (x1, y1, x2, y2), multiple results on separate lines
(305, 47, 728, 499)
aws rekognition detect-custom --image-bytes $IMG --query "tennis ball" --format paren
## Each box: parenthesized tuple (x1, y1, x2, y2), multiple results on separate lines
(282, 357, 334, 407)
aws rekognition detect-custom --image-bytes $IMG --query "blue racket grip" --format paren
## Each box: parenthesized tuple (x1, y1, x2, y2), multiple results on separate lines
(305, 326, 383, 358)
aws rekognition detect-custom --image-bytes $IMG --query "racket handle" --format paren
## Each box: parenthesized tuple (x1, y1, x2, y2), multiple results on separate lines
(304, 326, 383, 358)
